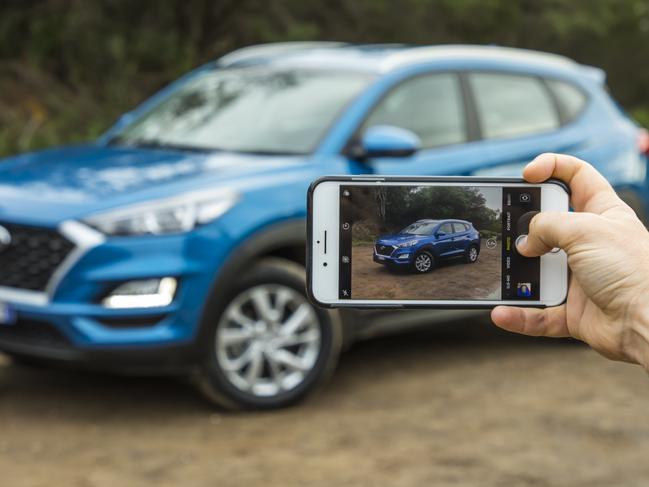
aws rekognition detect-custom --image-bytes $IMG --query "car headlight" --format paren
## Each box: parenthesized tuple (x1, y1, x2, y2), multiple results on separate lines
(84, 188, 238, 236)
(398, 240, 419, 248)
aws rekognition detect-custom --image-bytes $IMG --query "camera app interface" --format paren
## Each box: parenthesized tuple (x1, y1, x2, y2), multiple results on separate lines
(338, 184, 540, 301)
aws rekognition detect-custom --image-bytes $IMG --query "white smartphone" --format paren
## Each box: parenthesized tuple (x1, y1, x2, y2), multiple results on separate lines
(307, 176, 569, 309)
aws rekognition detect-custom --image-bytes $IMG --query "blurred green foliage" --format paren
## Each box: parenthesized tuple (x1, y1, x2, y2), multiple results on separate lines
(1, 0, 648, 157)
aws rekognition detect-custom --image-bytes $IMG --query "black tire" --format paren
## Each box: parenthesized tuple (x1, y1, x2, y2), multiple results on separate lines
(411, 250, 435, 273)
(465, 244, 479, 263)
(194, 258, 343, 410)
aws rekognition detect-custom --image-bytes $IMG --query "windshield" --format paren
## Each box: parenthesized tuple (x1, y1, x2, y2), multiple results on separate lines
(400, 221, 439, 235)
(112, 68, 374, 154)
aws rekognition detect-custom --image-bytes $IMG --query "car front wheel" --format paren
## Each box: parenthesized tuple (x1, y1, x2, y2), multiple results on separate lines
(412, 250, 434, 273)
(195, 258, 342, 410)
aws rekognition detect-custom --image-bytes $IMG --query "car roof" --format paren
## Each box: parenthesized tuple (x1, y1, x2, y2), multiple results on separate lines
(216, 42, 604, 83)
(415, 219, 471, 225)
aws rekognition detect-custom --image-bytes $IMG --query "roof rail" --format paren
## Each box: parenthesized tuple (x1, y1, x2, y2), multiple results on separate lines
(218, 42, 347, 66)
(381, 45, 578, 72)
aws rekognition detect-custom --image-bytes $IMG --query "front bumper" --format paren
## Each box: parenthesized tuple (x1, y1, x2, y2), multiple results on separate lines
(0, 221, 231, 369)
(373, 248, 413, 266)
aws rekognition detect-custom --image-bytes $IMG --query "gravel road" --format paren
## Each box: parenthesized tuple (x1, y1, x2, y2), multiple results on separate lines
(1, 315, 649, 487)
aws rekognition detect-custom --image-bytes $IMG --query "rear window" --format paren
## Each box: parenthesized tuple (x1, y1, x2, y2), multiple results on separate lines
(453, 223, 468, 233)
(469, 73, 560, 139)
(546, 79, 588, 122)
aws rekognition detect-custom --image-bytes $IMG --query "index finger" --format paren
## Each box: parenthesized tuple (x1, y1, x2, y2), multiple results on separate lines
(523, 153, 623, 214)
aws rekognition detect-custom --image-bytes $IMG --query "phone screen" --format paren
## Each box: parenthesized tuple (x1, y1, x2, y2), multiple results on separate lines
(338, 184, 540, 301)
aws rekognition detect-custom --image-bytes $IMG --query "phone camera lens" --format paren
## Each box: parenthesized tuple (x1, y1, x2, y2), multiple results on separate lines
(323, 262, 328, 267)
(519, 193, 531, 203)
(342, 222, 350, 230)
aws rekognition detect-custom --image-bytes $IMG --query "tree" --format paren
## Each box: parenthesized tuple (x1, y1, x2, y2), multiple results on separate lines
(378, 186, 501, 234)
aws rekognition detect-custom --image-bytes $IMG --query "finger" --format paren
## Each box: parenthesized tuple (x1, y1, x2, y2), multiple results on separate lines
(516, 211, 592, 257)
(491, 305, 569, 338)
(523, 153, 622, 214)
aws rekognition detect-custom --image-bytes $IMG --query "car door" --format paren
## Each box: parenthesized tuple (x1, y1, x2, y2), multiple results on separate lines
(451, 222, 469, 255)
(434, 222, 455, 257)
(351, 71, 489, 176)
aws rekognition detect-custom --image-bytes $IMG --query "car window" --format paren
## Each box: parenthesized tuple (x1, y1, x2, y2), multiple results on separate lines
(546, 79, 587, 122)
(400, 221, 438, 235)
(469, 73, 559, 139)
(438, 223, 454, 234)
(452, 223, 467, 233)
(362, 73, 466, 149)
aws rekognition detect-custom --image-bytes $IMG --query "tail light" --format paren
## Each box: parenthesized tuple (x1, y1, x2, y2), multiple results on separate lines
(638, 128, 649, 156)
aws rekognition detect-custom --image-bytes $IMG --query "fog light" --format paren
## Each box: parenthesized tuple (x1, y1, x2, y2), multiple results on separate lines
(102, 278, 177, 309)
(398, 254, 410, 259)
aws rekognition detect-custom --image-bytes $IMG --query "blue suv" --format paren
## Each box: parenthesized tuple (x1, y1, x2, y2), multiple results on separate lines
(374, 219, 481, 273)
(0, 42, 646, 410)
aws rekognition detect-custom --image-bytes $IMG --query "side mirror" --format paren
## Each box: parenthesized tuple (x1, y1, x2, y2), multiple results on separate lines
(350, 125, 421, 160)
(436, 231, 446, 238)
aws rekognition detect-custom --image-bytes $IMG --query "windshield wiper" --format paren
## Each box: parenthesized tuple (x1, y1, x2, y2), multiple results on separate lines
(232, 149, 308, 156)
(110, 137, 216, 153)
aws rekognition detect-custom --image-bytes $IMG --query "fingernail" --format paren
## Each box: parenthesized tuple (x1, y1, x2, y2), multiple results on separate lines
(516, 235, 528, 250)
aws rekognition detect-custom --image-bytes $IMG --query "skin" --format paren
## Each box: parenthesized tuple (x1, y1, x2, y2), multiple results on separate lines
(491, 153, 649, 369)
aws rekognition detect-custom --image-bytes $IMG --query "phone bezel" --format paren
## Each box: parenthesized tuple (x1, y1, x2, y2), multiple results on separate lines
(307, 176, 569, 309)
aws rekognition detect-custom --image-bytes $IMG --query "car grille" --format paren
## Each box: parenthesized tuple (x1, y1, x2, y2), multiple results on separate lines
(375, 244, 395, 256)
(0, 318, 72, 350)
(0, 223, 75, 292)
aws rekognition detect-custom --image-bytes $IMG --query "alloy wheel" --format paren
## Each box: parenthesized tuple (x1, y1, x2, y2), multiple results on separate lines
(469, 246, 478, 262)
(415, 253, 432, 272)
(216, 284, 321, 397)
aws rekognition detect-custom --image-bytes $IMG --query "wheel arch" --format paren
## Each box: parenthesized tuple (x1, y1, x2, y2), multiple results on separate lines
(415, 244, 437, 257)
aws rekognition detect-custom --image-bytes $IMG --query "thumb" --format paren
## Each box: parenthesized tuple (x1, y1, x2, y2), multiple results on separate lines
(517, 211, 593, 257)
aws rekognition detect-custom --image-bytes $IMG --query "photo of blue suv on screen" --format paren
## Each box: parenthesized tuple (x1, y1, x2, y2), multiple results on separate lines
(348, 185, 502, 301)
(373, 219, 482, 273)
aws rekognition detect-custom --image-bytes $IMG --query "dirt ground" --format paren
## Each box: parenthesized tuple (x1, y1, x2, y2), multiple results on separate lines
(1, 316, 649, 487)
(352, 241, 501, 300)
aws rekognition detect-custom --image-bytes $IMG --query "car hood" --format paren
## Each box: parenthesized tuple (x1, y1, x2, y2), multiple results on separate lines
(376, 234, 425, 246)
(0, 144, 314, 226)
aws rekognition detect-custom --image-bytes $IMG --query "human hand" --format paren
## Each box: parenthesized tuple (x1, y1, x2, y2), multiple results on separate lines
(491, 153, 649, 368)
